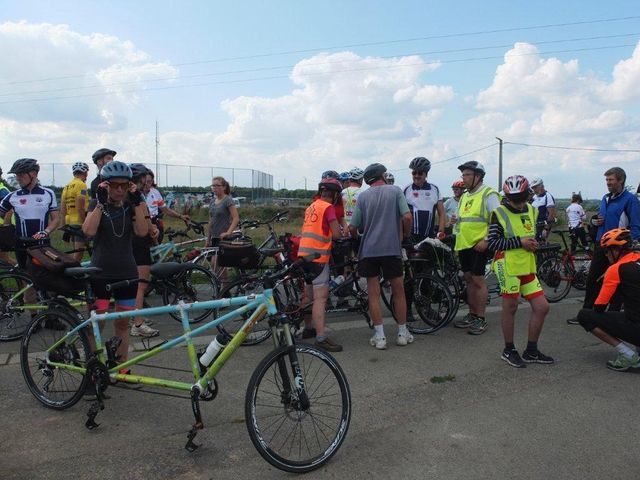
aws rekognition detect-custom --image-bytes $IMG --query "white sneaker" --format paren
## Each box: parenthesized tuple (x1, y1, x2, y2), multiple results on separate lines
(396, 331, 414, 346)
(369, 335, 387, 350)
(129, 317, 154, 327)
(130, 323, 159, 338)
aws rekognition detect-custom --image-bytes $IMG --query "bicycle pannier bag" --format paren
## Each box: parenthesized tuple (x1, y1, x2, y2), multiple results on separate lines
(218, 239, 260, 269)
(0, 224, 16, 251)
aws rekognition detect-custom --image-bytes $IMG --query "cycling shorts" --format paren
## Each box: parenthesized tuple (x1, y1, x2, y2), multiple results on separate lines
(492, 255, 543, 300)
(302, 262, 330, 287)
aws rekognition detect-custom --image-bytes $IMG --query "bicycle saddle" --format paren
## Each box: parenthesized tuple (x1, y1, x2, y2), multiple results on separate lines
(259, 247, 284, 257)
(151, 262, 191, 279)
(63, 266, 102, 278)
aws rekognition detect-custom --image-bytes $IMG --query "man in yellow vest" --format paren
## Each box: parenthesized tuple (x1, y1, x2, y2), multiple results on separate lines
(487, 175, 554, 368)
(298, 177, 348, 352)
(452, 160, 500, 334)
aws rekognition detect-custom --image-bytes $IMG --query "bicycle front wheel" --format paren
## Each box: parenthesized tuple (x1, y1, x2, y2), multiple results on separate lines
(245, 344, 351, 473)
(399, 273, 455, 334)
(163, 265, 219, 323)
(0, 271, 34, 341)
(538, 257, 572, 303)
(20, 310, 90, 409)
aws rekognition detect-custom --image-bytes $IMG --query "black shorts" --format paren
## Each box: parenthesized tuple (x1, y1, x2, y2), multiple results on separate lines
(91, 278, 139, 301)
(577, 309, 640, 346)
(458, 248, 489, 276)
(132, 236, 153, 266)
(301, 262, 330, 286)
(358, 256, 403, 279)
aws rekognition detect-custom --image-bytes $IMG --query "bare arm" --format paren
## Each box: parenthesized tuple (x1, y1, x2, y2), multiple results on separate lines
(436, 200, 446, 234)
(45, 210, 59, 234)
(220, 204, 240, 239)
(59, 201, 67, 228)
(75, 196, 87, 223)
(82, 205, 102, 237)
(132, 204, 149, 237)
(401, 212, 412, 240)
(159, 204, 189, 222)
(329, 219, 343, 239)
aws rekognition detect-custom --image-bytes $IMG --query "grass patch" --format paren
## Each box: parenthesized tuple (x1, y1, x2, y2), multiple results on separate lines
(430, 374, 456, 384)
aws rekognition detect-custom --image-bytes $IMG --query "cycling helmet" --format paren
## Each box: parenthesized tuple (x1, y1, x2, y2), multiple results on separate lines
(348, 167, 364, 181)
(530, 177, 543, 188)
(92, 148, 116, 164)
(452, 180, 465, 189)
(600, 228, 632, 250)
(8, 158, 39, 174)
(321, 170, 340, 180)
(338, 171, 350, 182)
(72, 161, 89, 174)
(129, 163, 150, 179)
(363, 163, 387, 185)
(318, 177, 343, 192)
(409, 156, 431, 172)
(503, 175, 529, 195)
(100, 161, 132, 180)
(457, 160, 485, 177)
(383, 172, 395, 185)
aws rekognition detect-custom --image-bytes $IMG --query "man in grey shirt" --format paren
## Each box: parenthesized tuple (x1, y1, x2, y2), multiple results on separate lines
(350, 163, 413, 350)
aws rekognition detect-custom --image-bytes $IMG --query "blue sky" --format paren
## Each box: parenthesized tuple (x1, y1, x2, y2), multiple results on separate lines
(0, 1, 638, 196)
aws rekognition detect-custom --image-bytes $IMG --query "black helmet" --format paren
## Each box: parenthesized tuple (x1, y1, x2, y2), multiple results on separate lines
(457, 160, 486, 178)
(100, 161, 132, 180)
(92, 148, 117, 165)
(9, 158, 40, 174)
(318, 178, 343, 193)
(363, 163, 387, 185)
(129, 163, 150, 179)
(409, 156, 431, 172)
(321, 170, 340, 180)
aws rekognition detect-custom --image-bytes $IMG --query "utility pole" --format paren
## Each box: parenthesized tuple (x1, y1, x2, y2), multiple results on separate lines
(303, 176, 307, 191)
(155, 120, 159, 185)
(496, 137, 503, 190)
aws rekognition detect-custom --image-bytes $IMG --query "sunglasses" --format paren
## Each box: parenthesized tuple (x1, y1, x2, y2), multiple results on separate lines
(412, 171, 426, 176)
(108, 182, 130, 191)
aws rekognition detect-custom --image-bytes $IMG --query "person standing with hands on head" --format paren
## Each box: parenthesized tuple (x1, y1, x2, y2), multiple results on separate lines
(488, 175, 553, 368)
(350, 163, 413, 350)
(82, 161, 149, 366)
(529, 178, 556, 242)
(90, 148, 116, 199)
(568, 167, 640, 324)
(452, 160, 501, 335)
(403, 157, 446, 242)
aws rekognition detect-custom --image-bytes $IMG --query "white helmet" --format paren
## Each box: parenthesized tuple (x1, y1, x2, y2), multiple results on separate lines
(72, 161, 89, 173)
(383, 172, 395, 185)
(349, 167, 364, 181)
(530, 177, 543, 188)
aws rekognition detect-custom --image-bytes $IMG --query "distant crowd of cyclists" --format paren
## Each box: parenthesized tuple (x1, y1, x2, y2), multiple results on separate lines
(0, 149, 639, 372)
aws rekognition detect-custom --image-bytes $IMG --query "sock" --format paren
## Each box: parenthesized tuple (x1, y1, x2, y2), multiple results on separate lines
(316, 335, 327, 342)
(374, 324, 385, 338)
(398, 324, 408, 335)
(504, 342, 515, 351)
(615, 342, 636, 359)
(525, 341, 537, 353)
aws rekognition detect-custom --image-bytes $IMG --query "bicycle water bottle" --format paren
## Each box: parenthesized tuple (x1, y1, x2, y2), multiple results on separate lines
(329, 275, 345, 289)
(199, 334, 229, 367)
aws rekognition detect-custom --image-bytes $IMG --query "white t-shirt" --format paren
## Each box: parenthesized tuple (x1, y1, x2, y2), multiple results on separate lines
(342, 186, 362, 219)
(566, 203, 586, 228)
(145, 187, 165, 218)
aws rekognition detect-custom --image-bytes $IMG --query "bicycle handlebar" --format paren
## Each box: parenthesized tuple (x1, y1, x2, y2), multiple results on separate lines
(105, 278, 149, 292)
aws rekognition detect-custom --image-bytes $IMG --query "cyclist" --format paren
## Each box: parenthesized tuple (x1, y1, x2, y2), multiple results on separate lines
(349, 163, 413, 350)
(82, 161, 149, 364)
(403, 157, 445, 241)
(90, 148, 116, 199)
(566, 192, 589, 251)
(529, 178, 556, 241)
(0, 167, 11, 205)
(452, 160, 500, 335)
(444, 180, 465, 233)
(383, 172, 395, 185)
(568, 167, 640, 324)
(144, 170, 189, 243)
(0, 158, 59, 269)
(59, 162, 90, 261)
(129, 163, 159, 338)
(577, 228, 640, 371)
(488, 175, 553, 368)
(342, 167, 364, 221)
(298, 177, 347, 352)
(339, 172, 351, 189)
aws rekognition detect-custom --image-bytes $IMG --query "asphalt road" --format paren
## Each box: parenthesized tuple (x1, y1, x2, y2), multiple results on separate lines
(1, 295, 639, 480)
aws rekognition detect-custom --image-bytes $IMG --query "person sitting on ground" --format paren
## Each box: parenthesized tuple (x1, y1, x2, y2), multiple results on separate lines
(298, 177, 348, 352)
(577, 228, 640, 372)
(566, 192, 589, 251)
(488, 175, 553, 368)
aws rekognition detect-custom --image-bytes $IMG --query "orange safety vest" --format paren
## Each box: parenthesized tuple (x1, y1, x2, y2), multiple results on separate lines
(298, 199, 333, 263)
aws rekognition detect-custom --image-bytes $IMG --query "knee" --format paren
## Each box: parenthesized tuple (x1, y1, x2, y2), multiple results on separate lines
(576, 309, 594, 330)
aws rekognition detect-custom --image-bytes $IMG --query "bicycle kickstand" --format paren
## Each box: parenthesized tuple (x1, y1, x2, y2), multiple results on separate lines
(85, 398, 104, 430)
(185, 386, 204, 452)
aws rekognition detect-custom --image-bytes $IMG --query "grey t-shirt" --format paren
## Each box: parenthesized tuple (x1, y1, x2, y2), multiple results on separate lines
(88, 199, 138, 280)
(350, 184, 410, 259)
(209, 195, 234, 238)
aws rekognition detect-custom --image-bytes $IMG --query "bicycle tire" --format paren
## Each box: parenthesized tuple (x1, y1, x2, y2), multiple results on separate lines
(538, 257, 572, 303)
(245, 344, 351, 473)
(20, 310, 90, 409)
(0, 271, 35, 341)
(162, 264, 219, 323)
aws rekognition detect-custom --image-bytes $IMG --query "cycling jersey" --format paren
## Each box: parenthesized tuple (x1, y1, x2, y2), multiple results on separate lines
(403, 182, 442, 239)
(531, 191, 555, 224)
(0, 185, 57, 240)
(61, 177, 88, 224)
(566, 203, 586, 228)
(594, 251, 640, 320)
(342, 186, 361, 219)
(145, 187, 165, 218)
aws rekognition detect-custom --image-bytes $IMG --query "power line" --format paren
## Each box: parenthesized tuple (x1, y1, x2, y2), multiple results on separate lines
(3, 32, 638, 99)
(2, 14, 639, 87)
(0, 43, 636, 106)
(503, 141, 640, 153)
(392, 142, 498, 172)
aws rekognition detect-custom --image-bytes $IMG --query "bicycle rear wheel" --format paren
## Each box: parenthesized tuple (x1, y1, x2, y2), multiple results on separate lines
(245, 344, 351, 473)
(163, 265, 219, 323)
(538, 257, 572, 302)
(20, 310, 90, 409)
(0, 271, 34, 341)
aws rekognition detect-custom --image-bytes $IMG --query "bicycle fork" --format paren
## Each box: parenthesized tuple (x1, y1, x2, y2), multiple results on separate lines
(271, 317, 311, 411)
